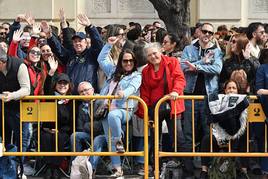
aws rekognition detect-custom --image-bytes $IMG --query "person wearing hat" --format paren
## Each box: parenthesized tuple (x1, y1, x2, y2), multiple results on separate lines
(0, 44, 31, 152)
(41, 73, 74, 178)
(44, 10, 103, 94)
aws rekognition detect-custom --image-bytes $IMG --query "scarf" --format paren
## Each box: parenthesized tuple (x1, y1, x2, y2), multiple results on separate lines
(24, 60, 47, 96)
(208, 94, 249, 144)
(147, 59, 165, 89)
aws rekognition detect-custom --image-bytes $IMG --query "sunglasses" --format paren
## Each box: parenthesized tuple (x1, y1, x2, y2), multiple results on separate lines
(201, 29, 214, 36)
(231, 39, 237, 44)
(0, 32, 6, 36)
(29, 50, 41, 56)
(122, 59, 134, 64)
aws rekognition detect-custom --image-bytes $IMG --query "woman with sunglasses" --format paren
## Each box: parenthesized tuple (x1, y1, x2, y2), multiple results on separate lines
(220, 33, 260, 94)
(96, 36, 141, 177)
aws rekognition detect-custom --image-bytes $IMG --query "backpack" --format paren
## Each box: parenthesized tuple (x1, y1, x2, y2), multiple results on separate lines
(70, 149, 93, 179)
(208, 157, 236, 179)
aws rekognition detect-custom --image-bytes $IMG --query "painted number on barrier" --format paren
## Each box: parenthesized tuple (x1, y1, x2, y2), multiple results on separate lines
(248, 103, 266, 122)
(26, 107, 33, 115)
(254, 108, 260, 117)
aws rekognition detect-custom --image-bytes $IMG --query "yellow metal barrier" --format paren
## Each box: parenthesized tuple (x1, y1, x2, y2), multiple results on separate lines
(154, 95, 267, 179)
(1, 95, 149, 179)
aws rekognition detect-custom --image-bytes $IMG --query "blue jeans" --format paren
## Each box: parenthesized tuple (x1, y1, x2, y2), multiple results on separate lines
(183, 100, 209, 151)
(70, 132, 90, 152)
(4, 109, 30, 162)
(133, 136, 147, 164)
(90, 135, 107, 170)
(182, 100, 209, 172)
(101, 109, 132, 168)
(70, 132, 90, 161)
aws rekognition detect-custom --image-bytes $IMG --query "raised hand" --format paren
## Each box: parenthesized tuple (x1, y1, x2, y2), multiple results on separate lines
(107, 36, 118, 45)
(48, 56, 58, 76)
(32, 23, 41, 35)
(77, 14, 91, 27)
(12, 29, 23, 43)
(59, 8, 68, 28)
(242, 42, 251, 59)
(24, 12, 35, 26)
(15, 14, 25, 22)
(40, 21, 52, 38)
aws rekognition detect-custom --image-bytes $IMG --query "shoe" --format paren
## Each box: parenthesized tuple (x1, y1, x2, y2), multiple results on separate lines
(199, 170, 208, 179)
(252, 167, 263, 175)
(237, 170, 250, 179)
(23, 164, 36, 176)
(110, 168, 123, 178)
(166, 160, 180, 168)
(44, 168, 52, 179)
(115, 141, 125, 153)
(137, 164, 153, 176)
(52, 168, 61, 179)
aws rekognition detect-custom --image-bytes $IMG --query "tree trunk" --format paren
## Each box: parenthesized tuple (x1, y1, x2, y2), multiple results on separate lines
(148, 0, 190, 35)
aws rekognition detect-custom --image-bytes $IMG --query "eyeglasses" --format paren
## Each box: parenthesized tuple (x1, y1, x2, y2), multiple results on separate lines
(57, 80, 69, 85)
(29, 50, 41, 56)
(79, 88, 92, 94)
(122, 59, 134, 64)
(0, 32, 6, 36)
(201, 29, 214, 36)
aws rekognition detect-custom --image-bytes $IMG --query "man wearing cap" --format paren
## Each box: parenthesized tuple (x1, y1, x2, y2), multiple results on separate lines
(0, 44, 31, 151)
(46, 13, 103, 94)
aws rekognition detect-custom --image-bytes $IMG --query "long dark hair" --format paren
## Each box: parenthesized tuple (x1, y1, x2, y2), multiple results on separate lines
(112, 49, 137, 82)
(223, 79, 241, 94)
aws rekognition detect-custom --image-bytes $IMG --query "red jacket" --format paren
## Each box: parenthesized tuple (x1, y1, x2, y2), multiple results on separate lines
(137, 55, 186, 118)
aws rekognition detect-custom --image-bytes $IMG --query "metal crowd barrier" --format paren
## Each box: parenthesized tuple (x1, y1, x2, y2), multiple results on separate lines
(154, 95, 267, 179)
(1, 95, 149, 179)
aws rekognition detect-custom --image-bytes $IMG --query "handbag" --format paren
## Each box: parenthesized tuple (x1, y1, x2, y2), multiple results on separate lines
(150, 69, 171, 119)
(94, 102, 109, 121)
(94, 80, 119, 121)
(158, 70, 171, 118)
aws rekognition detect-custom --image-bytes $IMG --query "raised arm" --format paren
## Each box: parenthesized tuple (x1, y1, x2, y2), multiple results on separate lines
(97, 37, 118, 77)
(77, 14, 103, 60)
(42, 21, 71, 64)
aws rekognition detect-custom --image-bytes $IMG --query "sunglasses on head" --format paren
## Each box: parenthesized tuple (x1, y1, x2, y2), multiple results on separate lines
(201, 29, 214, 36)
(29, 50, 41, 56)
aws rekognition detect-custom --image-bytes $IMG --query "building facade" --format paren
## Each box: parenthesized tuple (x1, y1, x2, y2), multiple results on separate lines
(0, 0, 268, 30)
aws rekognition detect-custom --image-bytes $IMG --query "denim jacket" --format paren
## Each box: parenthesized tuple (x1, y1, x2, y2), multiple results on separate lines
(181, 40, 223, 95)
(97, 43, 142, 109)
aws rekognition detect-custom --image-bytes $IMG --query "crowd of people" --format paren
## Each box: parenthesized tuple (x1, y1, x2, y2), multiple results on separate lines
(0, 9, 268, 179)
